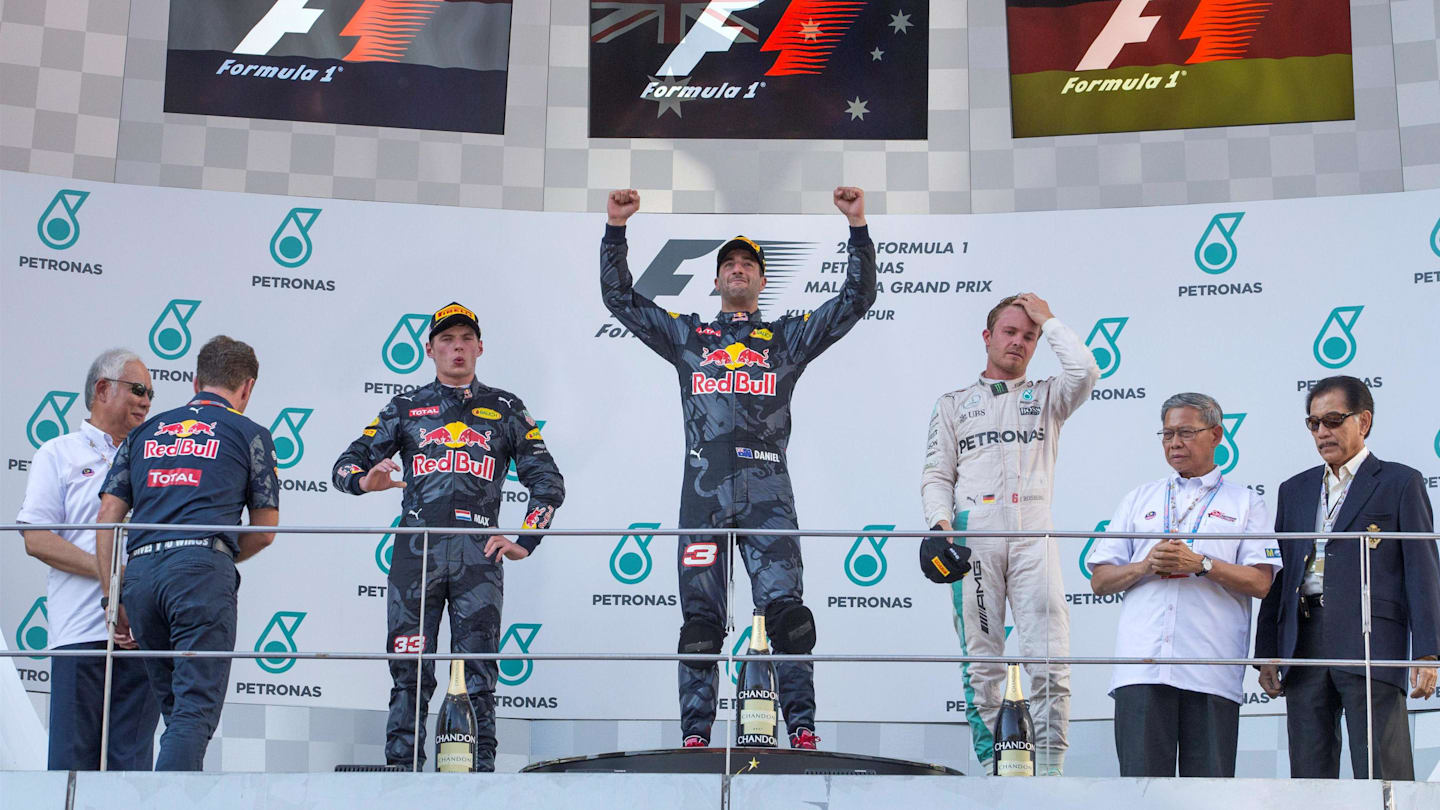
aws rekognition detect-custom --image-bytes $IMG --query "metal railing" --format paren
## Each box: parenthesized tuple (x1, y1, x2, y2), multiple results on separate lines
(5, 521, 1438, 781)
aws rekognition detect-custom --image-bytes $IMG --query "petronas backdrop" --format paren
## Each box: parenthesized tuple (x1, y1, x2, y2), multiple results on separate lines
(4, 169, 1440, 724)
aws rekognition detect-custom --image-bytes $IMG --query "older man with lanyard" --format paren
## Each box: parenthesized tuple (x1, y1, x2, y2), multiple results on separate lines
(1088, 392, 1277, 777)
(18, 349, 160, 770)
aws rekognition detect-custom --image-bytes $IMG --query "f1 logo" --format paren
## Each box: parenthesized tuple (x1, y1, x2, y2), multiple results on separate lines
(657, 1, 765, 77)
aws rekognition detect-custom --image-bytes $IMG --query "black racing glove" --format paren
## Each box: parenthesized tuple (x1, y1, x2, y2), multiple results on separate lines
(920, 526, 972, 584)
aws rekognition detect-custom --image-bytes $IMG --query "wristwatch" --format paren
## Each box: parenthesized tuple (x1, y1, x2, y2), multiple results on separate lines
(1196, 556, 1213, 577)
(99, 596, 109, 610)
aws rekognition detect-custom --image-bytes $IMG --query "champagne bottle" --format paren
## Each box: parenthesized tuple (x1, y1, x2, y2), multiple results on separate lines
(434, 659, 478, 773)
(734, 610, 779, 748)
(991, 663, 1035, 776)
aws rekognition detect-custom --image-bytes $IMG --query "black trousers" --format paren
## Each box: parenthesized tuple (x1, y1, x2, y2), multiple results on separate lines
(1284, 604, 1414, 780)
(1112, 683, 1239, 776)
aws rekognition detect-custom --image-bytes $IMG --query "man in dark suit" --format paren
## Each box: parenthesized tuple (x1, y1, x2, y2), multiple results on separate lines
(1256, 375, 1440, 779)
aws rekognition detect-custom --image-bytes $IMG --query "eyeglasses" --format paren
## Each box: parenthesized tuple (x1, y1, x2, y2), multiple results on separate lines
(1305, 412, 1357, 432)
(1157, 427, 1212, 442)
(107, 378, 155, 400)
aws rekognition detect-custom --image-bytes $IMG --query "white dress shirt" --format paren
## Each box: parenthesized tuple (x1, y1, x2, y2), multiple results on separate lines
(15, 420, 118, 648)
(1302, 446, 1370, 596)
(1087, 466, 1280, 703)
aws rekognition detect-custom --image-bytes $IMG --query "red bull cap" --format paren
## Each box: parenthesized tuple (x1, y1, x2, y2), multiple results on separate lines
(716, 237, 765, 275)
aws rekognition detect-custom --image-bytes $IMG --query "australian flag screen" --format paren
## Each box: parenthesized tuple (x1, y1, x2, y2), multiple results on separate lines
(590, 1, 928, 139)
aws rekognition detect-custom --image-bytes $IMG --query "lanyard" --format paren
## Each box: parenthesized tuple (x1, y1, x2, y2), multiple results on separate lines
(1320, 470, 1354, 534)
(1164, 476, 1223, 539)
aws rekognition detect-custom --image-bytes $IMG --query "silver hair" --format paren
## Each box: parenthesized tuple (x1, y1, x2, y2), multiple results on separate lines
(1160, 392, 1223, 427)
(84, 348, 143, 410)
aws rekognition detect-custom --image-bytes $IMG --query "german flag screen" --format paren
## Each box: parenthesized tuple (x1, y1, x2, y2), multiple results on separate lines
(1006, 0, 1355, 138)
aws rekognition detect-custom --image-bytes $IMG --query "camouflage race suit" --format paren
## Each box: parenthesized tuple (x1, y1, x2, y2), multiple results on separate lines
(333, 379, 564, 770)
(600, 223, 876, 740)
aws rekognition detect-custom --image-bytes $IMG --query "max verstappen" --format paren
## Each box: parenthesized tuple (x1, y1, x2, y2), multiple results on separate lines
(602, 187, 877, 749)
(333, 303, 564, 771)
(920, 293, 1099, 775)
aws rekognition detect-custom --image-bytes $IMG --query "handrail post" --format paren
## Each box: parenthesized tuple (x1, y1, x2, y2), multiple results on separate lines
(411, 528, 431, 773)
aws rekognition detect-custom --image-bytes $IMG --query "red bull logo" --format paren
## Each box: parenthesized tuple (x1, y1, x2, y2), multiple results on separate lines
(154, 420, 217, 438)
(143, 437, 220, 460)
(413, 450, 495, 480)
(416, 422, 491, 450)
(697, 343, 771, 370)
(691, 371, 777, 397)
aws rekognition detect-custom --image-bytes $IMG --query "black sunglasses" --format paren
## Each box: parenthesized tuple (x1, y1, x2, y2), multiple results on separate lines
(107, 378, 155, 400)
(1304, 412, 1356, 432)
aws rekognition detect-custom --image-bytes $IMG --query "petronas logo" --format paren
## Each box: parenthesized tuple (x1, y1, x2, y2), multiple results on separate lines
(148, 299, 201, 360)
(844, 524, 893, 587)
(498, 623, 541, 686)
(38, 190, 89, 250)
(382, 314, 430, 374)
(1078, 520, 1111, 580)
(376, 516, 401, 575)
(255, 611, 306, 674)
(609, 523, 659, 584)
(270, 207, 320, 268)
(27, 391, 78, 449)
(1194, 212, 1244, 274)
(1312, 306, 1362, 369)
(1085, 318, 1127, 379)
(15, 597, 49, 660)
(268, 408, 313, 469)
(1215, 413, 1245, 475)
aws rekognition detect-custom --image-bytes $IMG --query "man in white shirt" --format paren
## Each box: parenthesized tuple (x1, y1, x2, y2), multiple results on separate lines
(1088, 392, 1278, 777)
(18, 349, 160, 770)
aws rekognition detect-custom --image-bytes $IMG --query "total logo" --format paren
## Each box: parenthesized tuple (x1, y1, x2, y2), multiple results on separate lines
(15, 596, 49, 661)
(18, 190, 104, 275)
(828, 525, 913, 609)
(1181, 212, 1261, 298)
(254, 207, 336, 292)
(594, 523, 677, 608)
(1084, 317, 1145, 403)
(270, 408, 329, 493)
(238, 610, 322, 698)
(146, 299, 202, 383)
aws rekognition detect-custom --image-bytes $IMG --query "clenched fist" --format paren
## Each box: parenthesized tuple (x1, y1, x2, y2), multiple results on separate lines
(608, 189, 640, 226)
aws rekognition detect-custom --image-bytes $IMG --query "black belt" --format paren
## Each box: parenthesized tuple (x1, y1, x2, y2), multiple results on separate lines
(1299, 593, 1324, 620)
(129, 537, 233, 560)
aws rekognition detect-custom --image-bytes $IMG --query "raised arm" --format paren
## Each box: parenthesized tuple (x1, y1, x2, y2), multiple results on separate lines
(782, 187, 877, 362)
(600, 189, 690, 362)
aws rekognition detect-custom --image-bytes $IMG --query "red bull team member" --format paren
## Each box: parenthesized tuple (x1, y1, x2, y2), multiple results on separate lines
(602, 187, 877, 749)
(333, 303, 564, 772)
(920, 293, 1100, 775)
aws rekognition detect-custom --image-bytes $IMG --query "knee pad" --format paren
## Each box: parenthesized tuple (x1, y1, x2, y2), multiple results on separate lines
(765, 600, 816, 654)
(678, 617, 725, 655)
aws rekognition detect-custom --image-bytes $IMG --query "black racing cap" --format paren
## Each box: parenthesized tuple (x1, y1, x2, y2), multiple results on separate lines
(429, 302, 481, 340)
(716, 236, 765, 275)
